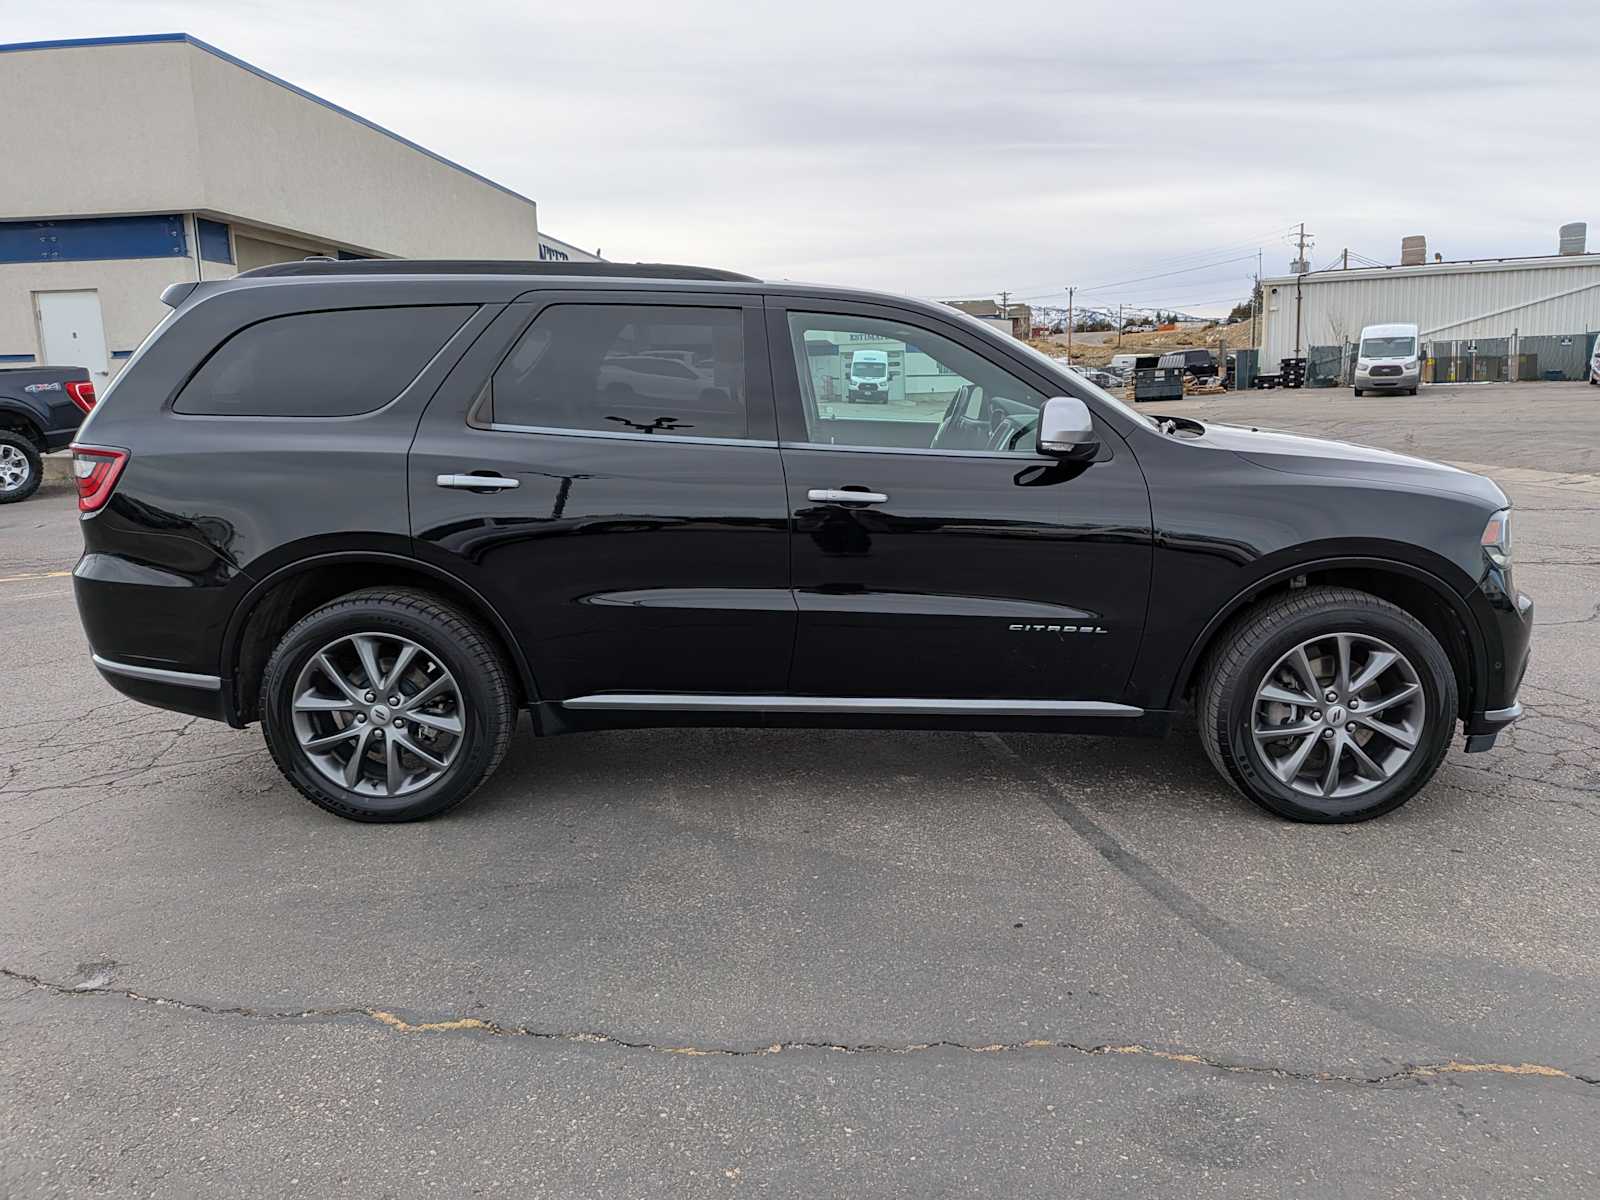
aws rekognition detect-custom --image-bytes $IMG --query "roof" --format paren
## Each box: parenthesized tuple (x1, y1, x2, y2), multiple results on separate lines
(1263, 250, 1600, 288)
(0, 33, 535, 208)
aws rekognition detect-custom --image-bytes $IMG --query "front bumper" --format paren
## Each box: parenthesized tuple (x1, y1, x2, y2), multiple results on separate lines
(1355, 369, 1420, 389)
(1462, 573, 1533, 752)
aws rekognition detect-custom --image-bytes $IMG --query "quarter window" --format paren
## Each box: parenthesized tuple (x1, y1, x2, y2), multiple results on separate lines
(786, 313, 1046, 453)
(491, 305, 747, 440)
(175, 306, 472, 417)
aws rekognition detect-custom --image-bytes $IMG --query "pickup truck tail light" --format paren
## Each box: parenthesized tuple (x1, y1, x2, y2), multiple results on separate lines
(66, 380, 97, 413)
(69, 444, 128, 513)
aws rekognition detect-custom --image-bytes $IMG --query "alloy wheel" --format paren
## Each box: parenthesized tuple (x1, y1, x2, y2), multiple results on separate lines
(290, 632, 466, 798)
(0, 444, 31, 492)
(1251, 632, 1425, 800)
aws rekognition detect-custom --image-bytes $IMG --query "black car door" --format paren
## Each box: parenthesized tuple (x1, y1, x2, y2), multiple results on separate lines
(408, 291, 795, 702)
(769, 299, 1153, 704)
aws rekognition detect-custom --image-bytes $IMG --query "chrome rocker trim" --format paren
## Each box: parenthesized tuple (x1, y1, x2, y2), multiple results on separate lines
(92, 654, 222, 691)
(561, 694, 1144, 717)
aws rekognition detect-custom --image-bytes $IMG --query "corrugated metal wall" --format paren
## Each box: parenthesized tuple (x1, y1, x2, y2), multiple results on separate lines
(1260, 257, 1600, 366)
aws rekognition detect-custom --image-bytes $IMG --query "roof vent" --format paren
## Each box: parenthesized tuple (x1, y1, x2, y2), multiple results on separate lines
(1559, 222, 1587, 255)
(1400, 236, 1427, 266)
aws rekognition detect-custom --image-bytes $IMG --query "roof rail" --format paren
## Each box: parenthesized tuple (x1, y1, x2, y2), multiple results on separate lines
(236, 260, 760, 283)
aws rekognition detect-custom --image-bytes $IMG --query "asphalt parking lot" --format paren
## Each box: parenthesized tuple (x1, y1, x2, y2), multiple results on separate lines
(2, 381, 1597, 1197)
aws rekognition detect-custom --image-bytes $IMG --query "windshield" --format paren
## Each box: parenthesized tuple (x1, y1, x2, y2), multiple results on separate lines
(1361, 336, 1416, 358)
(852, 360, 887, 379)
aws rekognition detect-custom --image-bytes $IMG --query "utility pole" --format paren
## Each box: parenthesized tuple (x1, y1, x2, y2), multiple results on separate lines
(1251, 248, 1261, 351)
(1341, 247, 1349, 270)
(1066, 285, 1075, 362)
(1293, 222, 1312, 359)
(1117, 303, 1124, 347)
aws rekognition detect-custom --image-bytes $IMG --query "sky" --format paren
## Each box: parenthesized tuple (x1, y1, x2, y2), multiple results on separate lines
(5, 0, 1596, 317)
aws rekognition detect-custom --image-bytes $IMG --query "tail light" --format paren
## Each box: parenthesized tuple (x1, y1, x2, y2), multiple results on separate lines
(69, 444, 128, 513)
(66, 380, 97, 414)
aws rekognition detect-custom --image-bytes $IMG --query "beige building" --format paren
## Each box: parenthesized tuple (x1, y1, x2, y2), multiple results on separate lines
(1, 34, 592, 382)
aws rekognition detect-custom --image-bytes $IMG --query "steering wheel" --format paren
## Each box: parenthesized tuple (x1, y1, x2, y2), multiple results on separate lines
(987, 415, 1026, 453)
(930, 384, 971, 451)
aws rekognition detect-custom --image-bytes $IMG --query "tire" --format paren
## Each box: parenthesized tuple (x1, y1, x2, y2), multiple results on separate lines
(1351, 387, 1362, 397)
(1408, 387, 1419, 396)
(1198, 586, 1457, 823)
(0, 431, 42, 504)
(260, 588, 517, 822)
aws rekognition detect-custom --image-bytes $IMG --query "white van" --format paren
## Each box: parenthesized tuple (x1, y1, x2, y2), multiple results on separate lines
(1108, 353, 1140, 378)
(1353, 322, 1421, 396)
(1589, 335, 1600, 386)
(848, 349, 890, 403)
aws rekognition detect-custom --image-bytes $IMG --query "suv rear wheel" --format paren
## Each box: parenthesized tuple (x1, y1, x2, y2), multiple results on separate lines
(0, 431, 42, 504)
(1199, 586, 1457, 822)
(260, 589, 516, 822)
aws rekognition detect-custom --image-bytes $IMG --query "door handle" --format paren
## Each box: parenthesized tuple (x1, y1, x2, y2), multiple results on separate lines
(807, 488, 888, 505)
(436, 473, 520, 490)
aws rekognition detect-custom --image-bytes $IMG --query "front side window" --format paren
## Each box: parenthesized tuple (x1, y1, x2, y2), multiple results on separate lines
(1361, 336, 1416, 358)
(175, 306, 473, 417)
(492, 304, 747, 439)
(787, 313, 1046, 453)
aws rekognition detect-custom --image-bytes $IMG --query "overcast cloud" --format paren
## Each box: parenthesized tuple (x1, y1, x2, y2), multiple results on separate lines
(7, 0, 1596, 315)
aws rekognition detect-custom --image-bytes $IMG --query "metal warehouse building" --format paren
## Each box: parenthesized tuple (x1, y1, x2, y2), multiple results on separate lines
(0, 34, 597, 385)
(1260, 245, 1600, 383)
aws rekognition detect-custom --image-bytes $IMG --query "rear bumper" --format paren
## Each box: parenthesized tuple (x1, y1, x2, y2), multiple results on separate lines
(90, 654, 228, 722)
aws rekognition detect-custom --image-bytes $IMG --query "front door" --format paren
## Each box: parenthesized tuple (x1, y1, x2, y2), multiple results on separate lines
(771, 302, 1152, 702)
(409, 293, 794, 701)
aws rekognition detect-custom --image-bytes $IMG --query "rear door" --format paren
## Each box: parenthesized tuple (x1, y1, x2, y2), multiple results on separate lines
(408, 291, 794, 701)
(770, 299, 1153, 703)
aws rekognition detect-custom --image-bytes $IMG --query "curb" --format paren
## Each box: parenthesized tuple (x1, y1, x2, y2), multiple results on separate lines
(43, 452, 72, 483)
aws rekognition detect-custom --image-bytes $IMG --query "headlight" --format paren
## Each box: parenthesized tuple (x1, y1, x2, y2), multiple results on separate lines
(1481, 509, 1512, 567)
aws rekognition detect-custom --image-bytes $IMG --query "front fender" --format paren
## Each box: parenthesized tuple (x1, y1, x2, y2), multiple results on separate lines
(1156, 551, 1487, 712)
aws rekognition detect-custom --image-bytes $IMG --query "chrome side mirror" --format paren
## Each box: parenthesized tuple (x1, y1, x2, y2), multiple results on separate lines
(1037, 396, 1099, 459)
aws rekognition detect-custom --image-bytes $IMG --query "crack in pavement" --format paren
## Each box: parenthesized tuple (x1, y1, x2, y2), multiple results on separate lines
(2, 967, 1593, 1090)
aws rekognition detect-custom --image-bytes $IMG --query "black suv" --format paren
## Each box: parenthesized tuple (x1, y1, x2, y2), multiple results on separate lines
(71, 261, 1531, 824)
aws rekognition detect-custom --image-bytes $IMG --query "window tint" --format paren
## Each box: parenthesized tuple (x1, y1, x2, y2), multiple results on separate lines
(175, 306, 472, 417)
(787, 313, 1046, 453)
(492, 305, 747, 439)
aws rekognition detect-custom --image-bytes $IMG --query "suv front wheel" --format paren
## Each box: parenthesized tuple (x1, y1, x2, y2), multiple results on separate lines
(1199, 587, 1457, 822)
(260, 589, 516, 822)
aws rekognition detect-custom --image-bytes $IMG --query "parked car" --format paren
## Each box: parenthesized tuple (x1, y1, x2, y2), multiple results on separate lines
(1107, 353, 1141, 378)
(1157, 349, 1218, 380)
(72, 260, 1531, 825)
(0, 364, 96, 503)
(847, 348, 891, 403)
(1353, 322, 1421, 396)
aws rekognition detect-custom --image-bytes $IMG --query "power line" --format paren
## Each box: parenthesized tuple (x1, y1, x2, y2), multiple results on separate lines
(919, 222, 1301, 303)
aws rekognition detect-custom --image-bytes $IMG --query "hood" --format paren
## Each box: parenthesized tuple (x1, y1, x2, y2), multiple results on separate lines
(1193, 421, 1508, 508)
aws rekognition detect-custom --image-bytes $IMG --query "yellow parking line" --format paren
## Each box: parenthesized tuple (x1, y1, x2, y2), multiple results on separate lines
(0, 570, 73, 584)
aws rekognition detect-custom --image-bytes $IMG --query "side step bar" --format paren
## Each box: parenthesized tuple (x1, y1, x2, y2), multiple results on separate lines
(561, 694, 1143, 717)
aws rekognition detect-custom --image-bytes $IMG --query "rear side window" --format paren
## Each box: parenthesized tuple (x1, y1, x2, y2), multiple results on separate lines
(491, 304, 747, 439)
(174, 306, 472, 416)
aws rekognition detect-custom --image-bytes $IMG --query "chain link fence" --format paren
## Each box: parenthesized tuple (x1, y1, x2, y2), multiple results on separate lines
(1300, 332, 1598, 386)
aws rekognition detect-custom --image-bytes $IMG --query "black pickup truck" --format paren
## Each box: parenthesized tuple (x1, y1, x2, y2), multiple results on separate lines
(0, 365, 96, 503)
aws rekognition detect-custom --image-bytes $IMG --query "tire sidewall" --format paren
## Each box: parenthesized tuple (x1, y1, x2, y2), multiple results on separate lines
(262, 602, 503, 821)
(0, 433, 41, 504)
(1222, 606, 1455, 822)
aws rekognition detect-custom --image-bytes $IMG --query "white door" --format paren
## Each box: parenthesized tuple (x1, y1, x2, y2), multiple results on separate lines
(36, 290, 111, 386)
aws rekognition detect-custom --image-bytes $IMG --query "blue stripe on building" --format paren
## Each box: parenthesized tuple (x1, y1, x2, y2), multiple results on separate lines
(0, 215, 188, 263)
